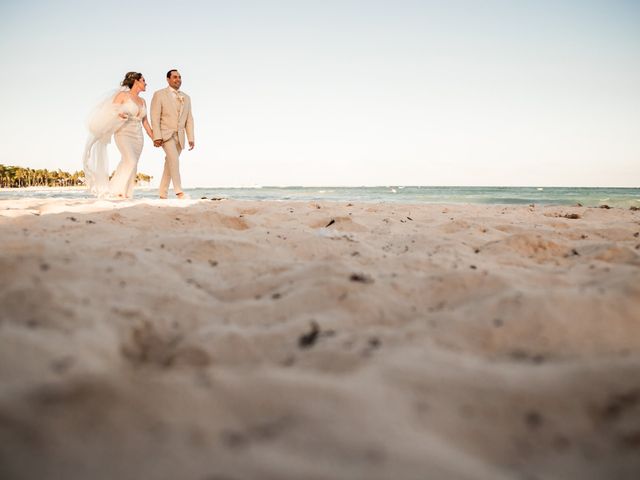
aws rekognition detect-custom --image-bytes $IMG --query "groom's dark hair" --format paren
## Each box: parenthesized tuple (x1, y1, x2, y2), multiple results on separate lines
(167, 69, 178, 78)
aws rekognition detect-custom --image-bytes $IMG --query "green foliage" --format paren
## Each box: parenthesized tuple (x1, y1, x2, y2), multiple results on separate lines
(0, 164, 152, 188)
(135, 172, 152, 184)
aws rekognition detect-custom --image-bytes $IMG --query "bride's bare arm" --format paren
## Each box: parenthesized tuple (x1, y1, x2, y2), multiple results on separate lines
(142, 116, 153, 139)
(142, 101, 153, 139)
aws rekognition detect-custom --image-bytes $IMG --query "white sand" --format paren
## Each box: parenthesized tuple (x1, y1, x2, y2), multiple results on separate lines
(1, 198, 639, 479)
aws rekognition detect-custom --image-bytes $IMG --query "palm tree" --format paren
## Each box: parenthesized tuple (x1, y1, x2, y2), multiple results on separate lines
(0, 163, 152, 188)
(135, 173, 153, 185)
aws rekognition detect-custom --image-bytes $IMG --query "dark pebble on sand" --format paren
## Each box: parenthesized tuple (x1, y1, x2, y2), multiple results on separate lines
(599, 390, 639, 422)
(599, 205, 611, 209)
(509, 350, 545, 364)
(67, 216, 77, 222)
(350, 273, 374, 284)
(563, 213, 580, 219)
(209, 260, 218, 267)
(282, 356, 296, 367)
(493, 318, 503, 327)
(298, 321, 320, 349)
(524, 411, 543, 429)
(271, 292, 282, 300)
(86, 220, 96, 224)
(40, 263, 50, 271)
(470, 265, 477, 269)
(618, 431, 640, 449)
(50, 356, 75, 374)
(532, 354, 546, 364)
(634, 232, 639, 238)
(630, 206, 639, 211)
(220, 430, 249, 449)
(325, 219, 335, 228)
(553, 435, 571, 451)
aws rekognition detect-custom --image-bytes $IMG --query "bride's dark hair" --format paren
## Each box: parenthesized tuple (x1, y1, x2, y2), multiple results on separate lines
(121, 71, 142, 89)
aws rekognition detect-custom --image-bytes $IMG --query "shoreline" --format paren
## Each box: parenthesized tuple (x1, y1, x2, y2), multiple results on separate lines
(2, 185, 638, 210)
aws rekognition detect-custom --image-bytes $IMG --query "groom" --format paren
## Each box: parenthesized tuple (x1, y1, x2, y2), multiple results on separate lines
(151, 69, 195, 199)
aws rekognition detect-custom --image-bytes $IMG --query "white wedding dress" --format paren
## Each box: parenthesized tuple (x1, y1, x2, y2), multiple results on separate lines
(109, 99, 145, 198)
(83, 88, 145, 199)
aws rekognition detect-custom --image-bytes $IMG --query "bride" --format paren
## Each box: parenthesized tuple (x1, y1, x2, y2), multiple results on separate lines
(83, 72, 154, 198)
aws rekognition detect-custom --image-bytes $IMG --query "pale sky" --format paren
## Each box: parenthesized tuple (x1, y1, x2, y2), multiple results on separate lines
(1, 0, 639, 187)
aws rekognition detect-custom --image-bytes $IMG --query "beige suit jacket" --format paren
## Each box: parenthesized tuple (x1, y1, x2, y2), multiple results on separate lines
(150, 87, 194, 149)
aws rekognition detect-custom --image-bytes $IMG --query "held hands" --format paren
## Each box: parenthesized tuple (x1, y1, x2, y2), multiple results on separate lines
(150, 138, 192, 149)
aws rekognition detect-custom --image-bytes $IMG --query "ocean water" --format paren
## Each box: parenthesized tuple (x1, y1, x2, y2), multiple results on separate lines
(1, 186, 639, 208)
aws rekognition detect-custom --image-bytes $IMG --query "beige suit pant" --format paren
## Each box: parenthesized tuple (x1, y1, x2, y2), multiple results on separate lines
(159, 135, 183, 197)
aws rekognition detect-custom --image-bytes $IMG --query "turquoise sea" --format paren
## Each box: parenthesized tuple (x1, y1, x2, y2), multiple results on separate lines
(1, 186, 639, 208)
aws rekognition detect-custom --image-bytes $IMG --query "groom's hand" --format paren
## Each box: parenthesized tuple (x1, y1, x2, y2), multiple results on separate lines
(189, 141, 195, 151)
(154, 139, 163, 147)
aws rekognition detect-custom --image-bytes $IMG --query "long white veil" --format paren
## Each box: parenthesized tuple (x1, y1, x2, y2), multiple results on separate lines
(82, 87, 129, 197)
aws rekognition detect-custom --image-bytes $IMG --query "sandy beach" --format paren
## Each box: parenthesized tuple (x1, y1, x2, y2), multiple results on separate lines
(1, 197, 639, 479)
